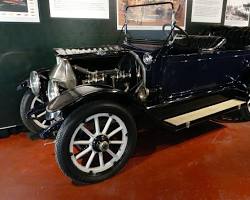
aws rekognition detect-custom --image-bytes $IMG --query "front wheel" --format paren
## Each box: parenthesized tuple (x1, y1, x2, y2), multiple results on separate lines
(55, 101, 137, 183)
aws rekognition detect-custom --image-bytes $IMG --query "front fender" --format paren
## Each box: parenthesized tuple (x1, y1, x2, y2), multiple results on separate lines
(47, 85, 145, 114)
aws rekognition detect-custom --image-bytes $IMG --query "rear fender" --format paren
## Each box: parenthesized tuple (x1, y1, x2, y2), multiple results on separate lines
(237, 59, 250, 86)
(47, 85, 145, 117)
(239, 69, 250, 87)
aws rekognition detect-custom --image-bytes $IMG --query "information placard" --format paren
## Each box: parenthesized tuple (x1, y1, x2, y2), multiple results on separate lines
(49, 0, 109, 19)
(191, 0, 223, 23)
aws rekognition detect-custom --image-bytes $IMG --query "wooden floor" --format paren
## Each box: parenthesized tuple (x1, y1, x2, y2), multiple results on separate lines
(1, 121, 250, 200)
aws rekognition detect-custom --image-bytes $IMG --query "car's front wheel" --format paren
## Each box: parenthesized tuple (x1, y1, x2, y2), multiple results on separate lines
(55, 101, 137, 184)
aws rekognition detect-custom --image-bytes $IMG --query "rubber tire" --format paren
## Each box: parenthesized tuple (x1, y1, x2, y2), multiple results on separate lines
(55, 100, 137, 184)
(20, 90, 45, 133)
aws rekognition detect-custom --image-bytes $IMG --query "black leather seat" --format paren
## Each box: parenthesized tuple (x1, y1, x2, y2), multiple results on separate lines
(200, 26, 250, 50)
(171, 35, 226, 54)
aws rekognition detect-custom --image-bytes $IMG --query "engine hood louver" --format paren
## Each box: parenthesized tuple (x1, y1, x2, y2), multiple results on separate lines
(54, 45, 124, 56)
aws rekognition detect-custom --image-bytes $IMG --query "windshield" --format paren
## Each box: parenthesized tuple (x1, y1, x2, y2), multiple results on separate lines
(124, 2, 174, 40)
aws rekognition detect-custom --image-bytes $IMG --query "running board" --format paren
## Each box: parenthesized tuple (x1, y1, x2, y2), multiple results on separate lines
(164, 99, 245, 128)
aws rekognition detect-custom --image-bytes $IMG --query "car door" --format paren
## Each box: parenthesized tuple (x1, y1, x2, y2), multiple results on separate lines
(160, 52, 209, 97)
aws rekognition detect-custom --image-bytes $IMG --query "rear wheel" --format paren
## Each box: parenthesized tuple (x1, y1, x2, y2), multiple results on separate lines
(240, 99, 250, 120)
(55, 101, 137, 183)
(20, 90, 49, 133)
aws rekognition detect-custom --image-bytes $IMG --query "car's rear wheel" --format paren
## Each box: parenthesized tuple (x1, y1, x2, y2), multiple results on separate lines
(55, 101, 137, 184)
(240, 98, 250, 120)
(20, 90, 50, 133)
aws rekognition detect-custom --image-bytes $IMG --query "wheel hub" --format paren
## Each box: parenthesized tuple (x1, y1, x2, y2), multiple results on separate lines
(92, 135, 109, 152)
(99, 141, 109, 152)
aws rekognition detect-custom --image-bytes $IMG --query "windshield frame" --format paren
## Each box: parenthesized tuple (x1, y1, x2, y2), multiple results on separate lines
(124, 1, 175, 41)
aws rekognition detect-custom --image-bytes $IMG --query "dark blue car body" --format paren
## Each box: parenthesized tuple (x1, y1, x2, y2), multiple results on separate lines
(46, 34, 250, 132)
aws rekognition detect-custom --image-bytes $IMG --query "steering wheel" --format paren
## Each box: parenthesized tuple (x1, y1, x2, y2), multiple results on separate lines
(162, 23, 189, 38)
(174, 24, 189, 39)
(162, 23, 190, 47)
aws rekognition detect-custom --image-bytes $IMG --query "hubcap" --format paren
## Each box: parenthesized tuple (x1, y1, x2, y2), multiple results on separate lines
(92, 135, 109, 152)
(69, 113, 128, 174)
(99, 141, 109, 152)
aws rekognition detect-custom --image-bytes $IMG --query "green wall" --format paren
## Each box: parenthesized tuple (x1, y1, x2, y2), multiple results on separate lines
(0, 0, 234, 128)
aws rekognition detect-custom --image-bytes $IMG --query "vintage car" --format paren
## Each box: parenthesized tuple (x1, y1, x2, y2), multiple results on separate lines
(18, 2, 250, 184)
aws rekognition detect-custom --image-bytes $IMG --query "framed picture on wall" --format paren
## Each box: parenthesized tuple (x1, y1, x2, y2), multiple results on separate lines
(224, 0, 250, 27)
(116, 0, 187, 30)
(0, 0, 40, 22)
